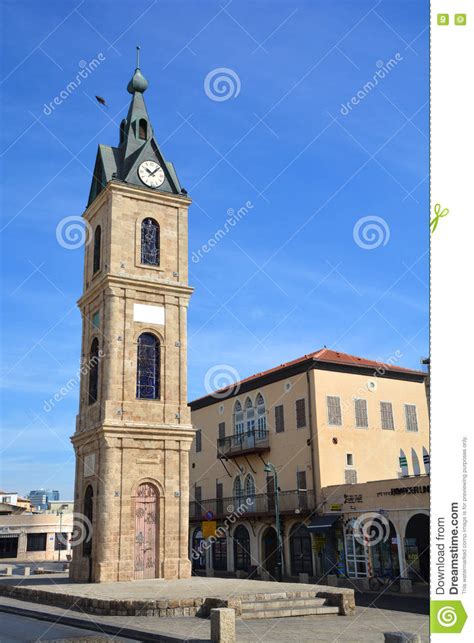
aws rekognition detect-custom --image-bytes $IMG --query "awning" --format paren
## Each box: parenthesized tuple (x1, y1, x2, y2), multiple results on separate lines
(308, 514, 342, 533)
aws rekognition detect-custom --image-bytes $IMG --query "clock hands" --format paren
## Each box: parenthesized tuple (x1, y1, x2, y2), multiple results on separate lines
(149, 166, 162, 177)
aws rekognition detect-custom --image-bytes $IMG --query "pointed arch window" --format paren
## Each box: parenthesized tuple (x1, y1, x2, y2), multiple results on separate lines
(233, 476, 243, 504)
(256, 393, 267, 439)
(88, 338, 99, 405)
(234, 400, 244, 436)
(119, 119, 126, 145)
(141, 218, 160, 266)
(138, 119, 147, 140)
(244, 397, 255, 436)
(136, 332, 160, 399)
(244, 474, 255, 502)
(93, 225, 101, 274)
(82, 485, 93, 557)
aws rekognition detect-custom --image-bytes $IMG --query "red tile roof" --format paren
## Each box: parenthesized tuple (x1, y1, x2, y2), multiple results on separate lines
(190, 348, 426, 406)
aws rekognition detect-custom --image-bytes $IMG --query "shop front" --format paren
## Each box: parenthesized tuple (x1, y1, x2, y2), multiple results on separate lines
(319, 475, 429, 585)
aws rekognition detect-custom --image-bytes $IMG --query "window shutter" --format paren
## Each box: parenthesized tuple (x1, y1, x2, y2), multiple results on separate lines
(344, 469, 358, 484)
(327, 396, 342, 426)
(196, 429, 202, 452)
(380, 402, 394, 430)
(297, 470, 307, 490)
(195, 486, 202, 505)
(218, 422, 226, 440)
(354, 399, 368, 428)
(296, 399, 306, 428)
(405, 404, 418, 432)
(275, 405, 285, 433)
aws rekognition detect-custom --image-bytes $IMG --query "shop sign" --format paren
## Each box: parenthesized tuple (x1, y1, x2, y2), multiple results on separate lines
(330, 503, 342, 511)
(202, 520, 217, 538)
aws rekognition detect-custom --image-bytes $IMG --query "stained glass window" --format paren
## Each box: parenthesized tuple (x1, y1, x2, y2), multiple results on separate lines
(141, 218, 160, 266)
(136, 332, 160, 399)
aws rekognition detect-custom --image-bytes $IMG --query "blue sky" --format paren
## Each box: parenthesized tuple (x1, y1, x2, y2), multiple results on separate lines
(0, 0, 429, 498)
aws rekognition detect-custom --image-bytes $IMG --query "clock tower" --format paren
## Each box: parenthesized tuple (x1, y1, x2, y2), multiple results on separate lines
(70, 49, 195, 583)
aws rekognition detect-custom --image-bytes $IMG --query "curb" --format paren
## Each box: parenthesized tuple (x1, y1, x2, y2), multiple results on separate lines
(0, 603, 207, 643)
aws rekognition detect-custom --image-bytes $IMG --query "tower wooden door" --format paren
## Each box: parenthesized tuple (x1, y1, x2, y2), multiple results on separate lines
(134, 483, 158, 579)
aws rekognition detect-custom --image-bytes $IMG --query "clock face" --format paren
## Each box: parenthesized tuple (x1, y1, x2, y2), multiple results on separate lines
(138, 160, 165, 188)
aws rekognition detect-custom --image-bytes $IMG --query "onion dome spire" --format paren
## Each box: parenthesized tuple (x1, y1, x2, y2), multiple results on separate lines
(127, 46, 148, 94)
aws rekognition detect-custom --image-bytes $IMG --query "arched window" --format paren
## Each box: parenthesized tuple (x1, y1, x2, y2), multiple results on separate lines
(422, 447, 430, 474)
(411, 448, 421, 476)
(191, 528, 205, 570)
(119, 119, 126, 144)
(233, 476, 243, 503)
(82, 485, 93, 557)
(234, 400, 244, 436)
(138, 119, 147, 140)
(93, 225, 101, 274)
(245, 397, 255, 436)
(141, 218, 160, 266)
(88, 338, 99, 405)
(244, 474, 255, 502)
(256, 393, 266, 439)
(136, 333, 160, 399)
(399, 449, 409, 477)
(233, 525, 251, 571)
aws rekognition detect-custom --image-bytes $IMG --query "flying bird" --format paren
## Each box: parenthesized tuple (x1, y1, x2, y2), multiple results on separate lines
(95, 95, 108, 107)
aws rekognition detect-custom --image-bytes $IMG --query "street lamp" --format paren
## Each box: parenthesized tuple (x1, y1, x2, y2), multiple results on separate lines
(57, 504, 68, 562)
(264, 461, 284, 580)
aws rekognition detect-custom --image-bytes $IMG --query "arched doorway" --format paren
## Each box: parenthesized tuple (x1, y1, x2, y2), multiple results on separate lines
(261, 527, 278, 577)
(191, 528, 206, 573)
(233, 525, 251, 571)
(134, 482, 158, 580)
(369, 518, 400, 578)
(405, 513, 429, 582)
(290, 523, 313, 576)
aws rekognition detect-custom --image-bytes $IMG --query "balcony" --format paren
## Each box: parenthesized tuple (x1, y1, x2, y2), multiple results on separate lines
(217, 430, 270, 459)
(190, 489, 315, 521)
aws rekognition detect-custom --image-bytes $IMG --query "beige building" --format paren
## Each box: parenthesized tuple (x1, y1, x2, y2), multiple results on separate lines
(0, 514, 73, 562)
(189, 348, 429, 581)
(70, 53, 194, 582)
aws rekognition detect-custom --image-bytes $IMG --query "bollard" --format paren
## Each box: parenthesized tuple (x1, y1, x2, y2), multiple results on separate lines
(0, 566, 13, 576)
(299, 572, 309, 584)
(21, 567, 30, 576)
(384, 633, 421, 643)
(210, 608, 235, 643)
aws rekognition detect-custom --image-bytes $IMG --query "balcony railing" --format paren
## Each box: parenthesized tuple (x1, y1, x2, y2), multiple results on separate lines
(217, 429, 270, 459)
(190, 489, 315, 521)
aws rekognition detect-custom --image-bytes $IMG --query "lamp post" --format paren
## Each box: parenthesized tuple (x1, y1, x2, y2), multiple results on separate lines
(56, 504, 68, 561)
(264, 461, 284, 580)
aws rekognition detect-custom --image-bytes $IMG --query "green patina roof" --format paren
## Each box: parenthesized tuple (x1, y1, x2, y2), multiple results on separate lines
(87, 48, 184, 206)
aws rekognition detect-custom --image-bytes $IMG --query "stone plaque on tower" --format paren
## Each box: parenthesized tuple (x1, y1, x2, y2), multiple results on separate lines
(69, 48, 195, 583)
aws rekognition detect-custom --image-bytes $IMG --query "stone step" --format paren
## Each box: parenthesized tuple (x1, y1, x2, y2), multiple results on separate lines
(242, 597, 326, 611)
(242, 605, 340, 619)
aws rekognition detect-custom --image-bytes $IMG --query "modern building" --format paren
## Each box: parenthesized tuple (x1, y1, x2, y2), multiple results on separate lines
(188, 348, 429, 581)
(0, 513, 73, 561)
(28, 489, 60, 511)
(44, 501, 74, 515)
(70, 50, 194, 583)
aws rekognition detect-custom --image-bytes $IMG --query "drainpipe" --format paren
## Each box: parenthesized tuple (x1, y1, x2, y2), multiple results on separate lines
(306, 367, 318, 509)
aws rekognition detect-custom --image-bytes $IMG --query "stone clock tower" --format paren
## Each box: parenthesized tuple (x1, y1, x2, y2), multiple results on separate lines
(70, 49, 194, 583)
